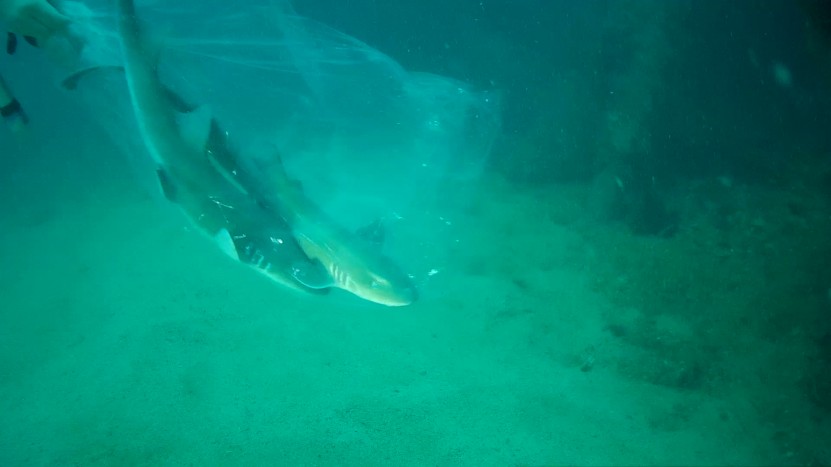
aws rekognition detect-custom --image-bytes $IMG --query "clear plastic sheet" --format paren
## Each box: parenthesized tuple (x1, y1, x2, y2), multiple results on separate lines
(54, 0, 501, 286)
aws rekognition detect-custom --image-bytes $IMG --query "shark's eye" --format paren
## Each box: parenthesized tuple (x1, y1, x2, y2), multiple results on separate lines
(371, 280, 381, 289)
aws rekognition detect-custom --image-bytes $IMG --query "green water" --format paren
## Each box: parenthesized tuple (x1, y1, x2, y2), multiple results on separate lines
(2, 0, 831, 465)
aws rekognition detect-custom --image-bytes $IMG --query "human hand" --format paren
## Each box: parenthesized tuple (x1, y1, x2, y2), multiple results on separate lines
(0, 0, 70, 45)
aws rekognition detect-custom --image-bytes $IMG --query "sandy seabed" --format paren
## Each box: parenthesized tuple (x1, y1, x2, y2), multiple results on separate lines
(1, 125, 829, 466)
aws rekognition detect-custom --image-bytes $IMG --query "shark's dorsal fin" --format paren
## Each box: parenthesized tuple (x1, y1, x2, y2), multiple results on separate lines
(177, 104, 214, 155)
(251, 153, 304, 194)
(202, 118, 256, 196)
(156, 168, 177, 202)
(355, 218, 386, 246)
(162, 86, 198, 113)
(205, 119, 240, 174)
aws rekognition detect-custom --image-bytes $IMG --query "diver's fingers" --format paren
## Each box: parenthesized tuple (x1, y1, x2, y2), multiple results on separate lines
(7, 1, 71, 44)
(1, 76, 29, 132)
(6, 32, 17, 54)
(5, 33, 36, 52)
(24, 1, 70, 33)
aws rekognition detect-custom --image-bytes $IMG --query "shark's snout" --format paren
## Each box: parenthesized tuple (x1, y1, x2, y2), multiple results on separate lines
(354, 274, 418, 307)
(385, 284, 418, 307)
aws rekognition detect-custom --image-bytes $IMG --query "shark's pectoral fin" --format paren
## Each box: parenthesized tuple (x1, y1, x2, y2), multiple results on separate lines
(290, 260, 334, 289)
(214, 228, 240, 261)
(156, 168, 177, 202)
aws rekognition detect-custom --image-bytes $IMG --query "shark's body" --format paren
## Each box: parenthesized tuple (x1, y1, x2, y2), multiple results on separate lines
(116, 0, 415, 306)
(232, 155, 419, 307)
(198, 119, 418, 307)
(115, 0, 326, 293)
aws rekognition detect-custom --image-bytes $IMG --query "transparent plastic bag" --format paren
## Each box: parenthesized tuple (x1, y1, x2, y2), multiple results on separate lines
(57, 0, 501, 287)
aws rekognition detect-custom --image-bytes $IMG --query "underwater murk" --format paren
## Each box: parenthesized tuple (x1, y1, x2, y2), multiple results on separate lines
(1, 0, 830, 465)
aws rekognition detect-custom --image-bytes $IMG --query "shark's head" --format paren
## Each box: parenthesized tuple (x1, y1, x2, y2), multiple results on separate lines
(331, 257, 418, 307)
(360, 269, 418, 307)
